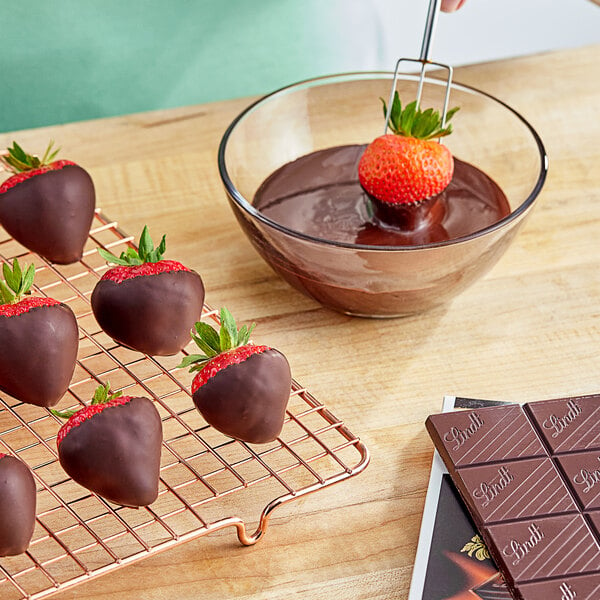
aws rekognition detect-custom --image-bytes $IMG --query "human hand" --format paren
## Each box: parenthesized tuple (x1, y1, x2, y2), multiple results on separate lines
(441, 0, 467, 12)
(442, 0, 598, 9)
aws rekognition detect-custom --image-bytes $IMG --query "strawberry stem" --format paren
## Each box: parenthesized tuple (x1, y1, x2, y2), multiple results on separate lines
(0, 259, 35, 305)
(382, 92, 459, 140)
(98, 225, 166, 266)
(50, 407, 79, 420)
(0, 141, 60, 174)
(91, 382, 122, 405)
(177, 307, 256, 373)
(50, 383, 122, 421)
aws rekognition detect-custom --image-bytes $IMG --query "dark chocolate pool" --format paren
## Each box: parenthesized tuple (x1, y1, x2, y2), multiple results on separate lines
(253, 144, 510, 246)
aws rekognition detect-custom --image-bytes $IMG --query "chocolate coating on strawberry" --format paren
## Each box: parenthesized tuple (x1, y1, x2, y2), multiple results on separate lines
(0, 259, 78, 407)
(358, 94, 459, 223)
(0, 304, 79, 407)
(53, 385, 162, 507)
(0, 455, 36, 556)
(0, 160, 76, 194)
(92, 227, 204, 356)
(0, 141, 95, 264)
(179, 308, 292, 444)
(93, 269, 204, 355)
(194, 348, 291, 444)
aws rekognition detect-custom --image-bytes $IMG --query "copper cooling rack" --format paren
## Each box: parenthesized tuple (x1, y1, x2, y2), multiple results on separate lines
(0, 211, 369, 600)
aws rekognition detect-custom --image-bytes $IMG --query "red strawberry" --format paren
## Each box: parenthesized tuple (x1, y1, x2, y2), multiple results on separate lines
(91, 226, 205, 356)
(52, 383, 162, 507)
(0, 454, 36, 556)
(0, 141, 95, 264)
(179, 308, 292, 444)
(0, 259, 78, 407)
(358, 93, 459, 206)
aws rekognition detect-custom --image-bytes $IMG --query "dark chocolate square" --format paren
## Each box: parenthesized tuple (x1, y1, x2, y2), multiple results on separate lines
(526, 395, 600, 454)
(457, 458, 577, 524)
(486, 513, 600, 583)
(426, 404, 546, 468)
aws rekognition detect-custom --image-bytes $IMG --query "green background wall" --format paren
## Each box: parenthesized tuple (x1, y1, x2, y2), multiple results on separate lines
(0, 0, 386, 133)
(3, 1, 597, 134)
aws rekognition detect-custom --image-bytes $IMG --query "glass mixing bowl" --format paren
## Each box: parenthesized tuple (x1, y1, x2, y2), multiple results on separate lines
(218, 73, 547, 317)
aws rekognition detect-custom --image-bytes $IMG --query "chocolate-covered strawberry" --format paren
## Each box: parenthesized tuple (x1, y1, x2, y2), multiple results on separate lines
(52, 383, 162, 507)
(0, 259, 78, 407)
(92, 226, 204, 356)
(179, 308, 291, 444)
(0, 454, 36, 556)
(0, 141, 95, 264)
(358, 93, 459, 227)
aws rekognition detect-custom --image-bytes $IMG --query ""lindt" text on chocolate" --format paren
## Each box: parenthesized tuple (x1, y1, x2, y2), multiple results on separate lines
(443, 412, 484, 451)
(502, 523, 544, 566)
(573, 456, 600, 494)
(542, 400, 582, 439)
(472, 466, 515, 507)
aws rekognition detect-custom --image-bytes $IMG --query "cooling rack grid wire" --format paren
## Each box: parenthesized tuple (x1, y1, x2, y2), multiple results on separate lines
(0, 210, 370, 600)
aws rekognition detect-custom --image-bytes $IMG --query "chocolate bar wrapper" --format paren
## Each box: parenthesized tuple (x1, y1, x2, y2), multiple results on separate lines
(408, 396, 511, 600)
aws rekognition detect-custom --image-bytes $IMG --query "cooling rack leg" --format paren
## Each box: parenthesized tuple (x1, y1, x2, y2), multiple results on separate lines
(208, 504, 276, 546)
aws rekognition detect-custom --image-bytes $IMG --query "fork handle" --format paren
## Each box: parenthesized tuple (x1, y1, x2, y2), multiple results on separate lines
(420, 0, 442, 62)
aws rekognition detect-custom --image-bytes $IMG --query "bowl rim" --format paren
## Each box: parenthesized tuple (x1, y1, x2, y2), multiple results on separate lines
(217, 71, 548, 251)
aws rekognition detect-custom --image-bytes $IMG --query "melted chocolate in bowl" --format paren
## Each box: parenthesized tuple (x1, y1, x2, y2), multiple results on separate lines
(253, 144, 510, 246)
(247, 144, 515, 317)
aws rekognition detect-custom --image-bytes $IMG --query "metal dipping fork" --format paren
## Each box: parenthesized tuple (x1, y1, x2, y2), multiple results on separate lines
(383, 0, 453, 134)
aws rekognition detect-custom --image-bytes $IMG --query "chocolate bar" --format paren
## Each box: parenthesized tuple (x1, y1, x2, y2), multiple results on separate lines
(426, 394, 600, 600)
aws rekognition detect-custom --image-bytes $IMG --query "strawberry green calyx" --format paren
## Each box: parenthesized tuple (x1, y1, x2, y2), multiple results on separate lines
(0, 140, 61, 174)
(383, 92, 459, 140)
(50, 382, 122, 420)
(178, 307, 256, 373)
(91, 382, 123, 405)
(0, 259, 35, 305)
(98, 225, 166, 266)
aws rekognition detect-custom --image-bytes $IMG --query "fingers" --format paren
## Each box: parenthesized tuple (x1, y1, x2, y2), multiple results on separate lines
(440, 0, 467, 12)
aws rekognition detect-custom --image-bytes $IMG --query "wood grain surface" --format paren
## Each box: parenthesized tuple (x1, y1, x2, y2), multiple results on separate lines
(0, 44, 599, 599)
